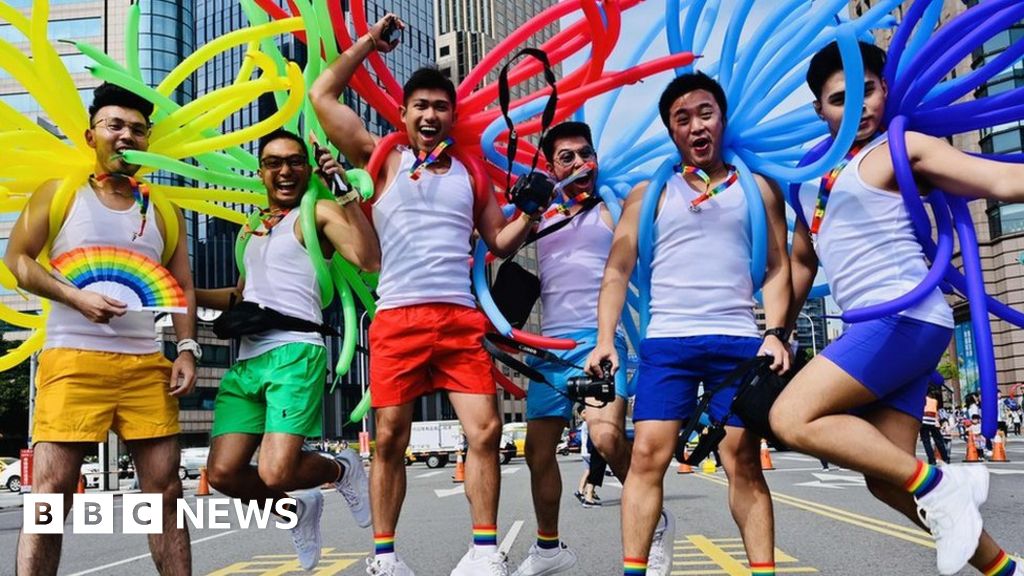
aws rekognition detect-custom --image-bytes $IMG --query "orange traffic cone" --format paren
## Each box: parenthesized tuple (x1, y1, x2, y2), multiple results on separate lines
(453, 451, 465, 483)
(991, 431, 1009, 463)
(76, 475, 85, 494)
(677, 449, 693, 474)
(964, 430, 981, 463)
(760, 439, 775, 471)
(197, 466, 210, 496)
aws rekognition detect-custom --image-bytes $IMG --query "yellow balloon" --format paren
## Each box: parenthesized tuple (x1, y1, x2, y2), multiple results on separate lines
(172, 198, 249, 226)
(0, 328, 45, 372)
(153, 74, 289, 142)
(156, 18, 303, 97)
(0, 301, 44, 330)
(154, 184, 265, 207)
(149, 185, 180, 264)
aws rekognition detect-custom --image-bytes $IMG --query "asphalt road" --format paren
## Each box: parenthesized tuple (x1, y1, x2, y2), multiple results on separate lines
(1, 437, 1022, 575)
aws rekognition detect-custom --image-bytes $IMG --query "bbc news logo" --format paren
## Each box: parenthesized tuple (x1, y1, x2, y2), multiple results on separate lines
(23, 494, 298, 534)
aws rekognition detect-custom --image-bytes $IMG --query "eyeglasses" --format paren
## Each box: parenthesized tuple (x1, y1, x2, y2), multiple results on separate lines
(92, 117, 150, 138)
(554, 146, 596, 167)
(259, 155, 310, 170)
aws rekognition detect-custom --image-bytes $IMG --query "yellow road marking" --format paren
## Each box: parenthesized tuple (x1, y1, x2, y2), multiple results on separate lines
(689, 473, 935, 549)
(206, 548, 367, 576)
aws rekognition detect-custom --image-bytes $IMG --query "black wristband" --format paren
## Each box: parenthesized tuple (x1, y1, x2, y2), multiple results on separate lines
(763, 327, 790, 342)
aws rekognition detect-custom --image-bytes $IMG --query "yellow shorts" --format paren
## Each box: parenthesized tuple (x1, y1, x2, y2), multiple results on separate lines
(33, 348, 179, 443)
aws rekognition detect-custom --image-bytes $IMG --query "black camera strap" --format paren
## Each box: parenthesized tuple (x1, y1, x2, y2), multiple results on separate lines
(482, 333, 609, 409)
(498, 47, 558, 193)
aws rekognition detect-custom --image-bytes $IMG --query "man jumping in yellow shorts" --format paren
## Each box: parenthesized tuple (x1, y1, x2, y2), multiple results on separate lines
(5, 83, 198, 576)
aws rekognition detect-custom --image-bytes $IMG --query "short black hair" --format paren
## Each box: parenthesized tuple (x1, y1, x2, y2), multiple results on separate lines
(258, 129, 308, 158)
(658, 72, 727, 128)
(403, 67, 457, 107)
(88, 82, 154, 123)
(806, 41, 887, 100)
(541, 121, 594, 162)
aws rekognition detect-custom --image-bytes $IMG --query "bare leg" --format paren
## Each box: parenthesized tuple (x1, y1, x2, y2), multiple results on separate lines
(585, 396, 631, 482)
(859, 407, 1008, 573)
(128, 435, 191, 576)
(16, 442, 91, 576)
(524, 418, 568, 534)
(208, 433, 341, 504)
(621, 420, 680, 560)
(718, 426, 774, 566)
(449, 392, 503, 527)
(370, 403, 414, 535)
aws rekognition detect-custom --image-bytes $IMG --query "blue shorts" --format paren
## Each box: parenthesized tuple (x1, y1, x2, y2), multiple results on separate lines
(526, 330, 630, 421)
(633, 335, 763, 425)
(822, 314, 952, 420)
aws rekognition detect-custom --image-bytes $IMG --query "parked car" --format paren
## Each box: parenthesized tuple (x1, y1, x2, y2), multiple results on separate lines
(503, 423, 528, 457)
(179, 447, 210, 480)
(0, 456, 17, 473)
(1, 461, 101, 492)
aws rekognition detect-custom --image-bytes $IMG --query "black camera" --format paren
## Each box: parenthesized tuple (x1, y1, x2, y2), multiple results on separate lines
(566, 375, 616, 403)
(381, 18, 400, 45)
(506, 171, 555, 215)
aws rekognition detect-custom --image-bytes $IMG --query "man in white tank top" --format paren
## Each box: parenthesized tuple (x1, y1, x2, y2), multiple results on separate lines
(311, 14, 544, 576)
(7, 83, 197, 575)
(196, 130, 380, 570)
(775, 41, 1024, 576)
(587, 74, 792, 576)
(512, 121, 633, 576)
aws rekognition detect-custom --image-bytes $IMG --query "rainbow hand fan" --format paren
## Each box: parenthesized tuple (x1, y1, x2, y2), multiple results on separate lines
(51, 246, 187, 314)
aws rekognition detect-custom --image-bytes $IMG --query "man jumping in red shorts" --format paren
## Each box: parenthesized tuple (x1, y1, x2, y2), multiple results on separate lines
(310, 13, 544, 576)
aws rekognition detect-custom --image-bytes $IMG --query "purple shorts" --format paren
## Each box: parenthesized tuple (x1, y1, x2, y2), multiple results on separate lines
(822, 314, 952, 419)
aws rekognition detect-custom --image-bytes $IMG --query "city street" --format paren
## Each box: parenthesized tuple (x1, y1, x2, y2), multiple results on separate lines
(1, 437, 1022, 575)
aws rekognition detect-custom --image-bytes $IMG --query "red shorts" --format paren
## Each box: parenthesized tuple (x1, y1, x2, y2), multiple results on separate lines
(370, 303, 496, 407)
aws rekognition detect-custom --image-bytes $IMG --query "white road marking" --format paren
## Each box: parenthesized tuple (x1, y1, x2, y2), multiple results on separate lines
(498, 520, 524, 556)
(66, 530, 238, 576)
(415, 470, 445, 479)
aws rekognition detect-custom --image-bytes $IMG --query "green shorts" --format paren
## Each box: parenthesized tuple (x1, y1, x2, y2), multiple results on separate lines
(211, 342, 327, 438)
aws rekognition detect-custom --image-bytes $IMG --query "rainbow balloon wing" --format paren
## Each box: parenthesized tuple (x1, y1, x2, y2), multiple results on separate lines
(51, 247, 187, 314)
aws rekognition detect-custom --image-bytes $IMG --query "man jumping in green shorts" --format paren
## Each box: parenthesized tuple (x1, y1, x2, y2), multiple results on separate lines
(197, 129, 380, 570)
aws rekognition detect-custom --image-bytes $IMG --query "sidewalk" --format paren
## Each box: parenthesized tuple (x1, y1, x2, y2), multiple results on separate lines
(0, 478, 201, 510)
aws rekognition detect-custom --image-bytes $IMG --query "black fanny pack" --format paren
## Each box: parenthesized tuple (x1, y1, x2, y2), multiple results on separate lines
(212, 300, 338, 340)
(676, 356, 787, 465)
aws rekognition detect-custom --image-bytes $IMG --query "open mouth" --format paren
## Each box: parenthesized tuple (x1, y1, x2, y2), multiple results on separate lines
(419, 126, 440, 141)
(275, 180, 299, 193)
(691, 137, 711, 155)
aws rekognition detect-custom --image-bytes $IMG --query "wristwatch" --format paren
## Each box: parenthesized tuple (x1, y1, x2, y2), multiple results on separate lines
(763, 327, 790, 342)
(176, 338, 203, 360)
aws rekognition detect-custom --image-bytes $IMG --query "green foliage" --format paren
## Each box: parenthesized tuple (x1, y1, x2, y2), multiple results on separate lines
(0, 340, 30, 439)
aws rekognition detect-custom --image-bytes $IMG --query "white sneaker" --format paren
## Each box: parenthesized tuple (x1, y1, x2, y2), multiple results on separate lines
(512, 542, 577, 576)
(365, 555, 416, 575)
(290, 490, 324, 570)
(336, 449, 372, 528)
(916, 464, 988, 575)
(647, 509, 675, 576)
(451, 547, 509, 576)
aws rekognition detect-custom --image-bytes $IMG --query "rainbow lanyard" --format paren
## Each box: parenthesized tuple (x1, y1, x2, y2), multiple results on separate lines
(810, 143, 865, 235)
(409, 137, 454, 180)
(243, 208, 291, 237)
(94, 173, 149, 240)
(544, 162, 596, 218)
(674, 164, 738, 212)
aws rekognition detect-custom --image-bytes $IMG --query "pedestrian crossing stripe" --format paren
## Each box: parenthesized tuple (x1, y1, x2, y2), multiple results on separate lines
(205, 548, 367, 576)
(668, 535, 817, 575)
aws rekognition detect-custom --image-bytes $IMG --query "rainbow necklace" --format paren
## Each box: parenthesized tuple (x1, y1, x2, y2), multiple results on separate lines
(674, 163, 738, 213)
(243, 207, 291, 237)
(93, 173, 150, 240)
(544, 162, 597, 218)
(409, 137, 454, 180)
(810, 143, 866, 235)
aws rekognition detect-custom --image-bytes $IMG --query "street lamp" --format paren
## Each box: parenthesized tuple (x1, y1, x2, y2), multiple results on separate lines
(799, 311, 818, 356)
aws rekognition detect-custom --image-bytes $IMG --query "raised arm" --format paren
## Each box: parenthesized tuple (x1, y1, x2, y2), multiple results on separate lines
(309, 14, 403, 168)
(317, 199, 381, 272)
(755, 174, 792, 373)
(585, 182, 645, 377)
(475, 189, 537, 259)
(906, 131, 1024, 202)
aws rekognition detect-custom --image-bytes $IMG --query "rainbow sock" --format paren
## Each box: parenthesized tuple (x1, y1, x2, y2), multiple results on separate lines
(537, 530, 559, 550)
(473, 525, 498, 553)
(983, 550, 1018, 576)
(624, 557, 647, 575)
(374, 532, 393, 557)
(750, 561, 776, 575)
(904, 460, 943, 498)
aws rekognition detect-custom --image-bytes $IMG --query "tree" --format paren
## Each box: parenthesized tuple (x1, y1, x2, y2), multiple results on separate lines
(0, 339, 31, 441)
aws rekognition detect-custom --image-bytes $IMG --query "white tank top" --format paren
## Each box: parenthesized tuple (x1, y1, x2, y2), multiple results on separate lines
(372, 149, 476, 311)
(237, 209, 325, 360)
(45, 183, 164, 354)
(800, 136, 953, 328)
(536, 205, 613, 335)
(647, 175, 759, 338)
